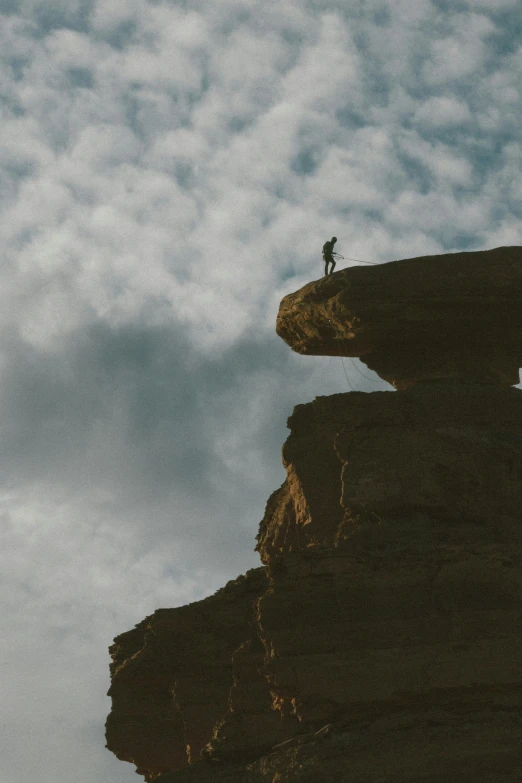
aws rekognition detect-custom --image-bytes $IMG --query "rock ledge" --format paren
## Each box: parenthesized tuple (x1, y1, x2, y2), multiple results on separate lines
(276, 246, 522, 388)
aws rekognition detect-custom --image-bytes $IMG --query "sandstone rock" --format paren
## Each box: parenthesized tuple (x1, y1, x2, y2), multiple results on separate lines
(258, 547, 522, 729)
(107, 247, 522, 782)
(256, 383, 522, 563)
(276, 246, 522, 388)
(105, 569, 271, 780)
(155, 708, 522, 783)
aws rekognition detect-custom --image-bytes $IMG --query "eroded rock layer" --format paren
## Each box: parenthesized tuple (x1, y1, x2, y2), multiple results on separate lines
(107, 385, 522, 781)
(276, 246, 522, 388)
(154, 707, 522, 783)
(106, 570, 271, 780)
(256, 383, 522, 562)
(107, 247, 522, 782)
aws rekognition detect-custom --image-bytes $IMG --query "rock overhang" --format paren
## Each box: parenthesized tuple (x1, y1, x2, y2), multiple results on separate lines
(276, 246, 522, 389)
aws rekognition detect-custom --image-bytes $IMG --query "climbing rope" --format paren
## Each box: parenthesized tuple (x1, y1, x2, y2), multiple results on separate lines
(342, 255, 379, 265)
(329, 318, 387, 390)
(331, 329, 355, 391)
(340, 354, 355, 391)
(330, 252, 380, 266)
(348, 356, 387, 384)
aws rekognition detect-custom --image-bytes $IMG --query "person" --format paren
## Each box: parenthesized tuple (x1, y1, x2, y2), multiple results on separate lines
(322, 236, 337, 276)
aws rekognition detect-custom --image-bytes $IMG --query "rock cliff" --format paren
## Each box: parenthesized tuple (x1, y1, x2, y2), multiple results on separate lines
(276, 246, 522, 389)
(106, 247, 522, 782)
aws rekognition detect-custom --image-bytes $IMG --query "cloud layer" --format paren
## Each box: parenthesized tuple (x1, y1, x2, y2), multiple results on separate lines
(1, 0, 521, 780)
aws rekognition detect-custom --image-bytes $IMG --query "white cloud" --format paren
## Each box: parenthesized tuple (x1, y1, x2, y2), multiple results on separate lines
(399, 131, 474, 187)
(422, 13, 495, 84)
(465, 0, 517, 7)
(44, 27, 101, 69)
(482, 217, 522, 246)
(414, 96, 472, 128)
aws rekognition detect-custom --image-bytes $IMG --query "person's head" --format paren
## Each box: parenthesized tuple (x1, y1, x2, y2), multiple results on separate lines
(332, 236, 337, 244)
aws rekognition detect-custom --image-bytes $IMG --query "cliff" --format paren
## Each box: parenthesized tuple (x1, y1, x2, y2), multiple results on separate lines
(106, 247, 522, 782)
(276, 246, 522, 388)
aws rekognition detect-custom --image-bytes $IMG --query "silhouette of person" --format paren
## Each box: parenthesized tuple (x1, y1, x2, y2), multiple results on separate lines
(322, 236, 337, 276)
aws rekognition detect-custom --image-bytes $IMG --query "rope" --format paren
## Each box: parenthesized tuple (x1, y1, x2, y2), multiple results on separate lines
(348, 356, 387, 384)
(328, 317, 387, 389)
(332, 253, 379, 266)
(325, 251, 380, 267)
(340, 354, 355, 391)
(343, 256, 379, 265)
(330, 324, 355, 391)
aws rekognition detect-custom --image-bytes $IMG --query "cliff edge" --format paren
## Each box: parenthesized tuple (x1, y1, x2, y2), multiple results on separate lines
(106, 247, 522, 782)
(276, 246, 522, 388)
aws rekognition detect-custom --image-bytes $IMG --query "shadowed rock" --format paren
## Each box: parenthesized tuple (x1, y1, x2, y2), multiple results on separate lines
(255, 383, 522, 563)
(276, 246, 522, 389)
(106, 247, 522, 782)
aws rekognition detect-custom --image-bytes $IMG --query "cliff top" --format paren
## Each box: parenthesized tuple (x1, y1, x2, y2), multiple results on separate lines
(276, 246, 522, 388)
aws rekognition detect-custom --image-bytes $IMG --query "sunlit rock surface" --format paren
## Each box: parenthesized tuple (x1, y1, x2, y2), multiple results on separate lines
(106, 247, 522, 782)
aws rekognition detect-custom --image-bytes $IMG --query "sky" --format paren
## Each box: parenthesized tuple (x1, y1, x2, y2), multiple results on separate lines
(1, 0, 522, 780)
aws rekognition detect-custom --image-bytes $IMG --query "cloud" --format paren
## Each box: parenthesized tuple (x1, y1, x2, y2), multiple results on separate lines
(421, 13, 496, 85)
(1, 0, 522, 780)
(0, 312, 369, 781)
(465, 0, 518, 8)
(414, 96, 472, 128)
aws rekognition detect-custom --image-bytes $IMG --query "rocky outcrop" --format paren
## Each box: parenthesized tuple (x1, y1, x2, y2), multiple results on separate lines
(106, 569, 274, 781)
(256, 383, 522, 561)
(106, 247, 522, 782)
(276, 246, 522, 388)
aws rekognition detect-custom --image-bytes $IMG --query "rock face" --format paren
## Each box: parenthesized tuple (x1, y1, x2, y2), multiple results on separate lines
(106, 247, 522, 782)
(256, 383, 522, 561)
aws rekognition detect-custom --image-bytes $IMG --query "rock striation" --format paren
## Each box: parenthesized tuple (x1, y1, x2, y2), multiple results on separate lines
(106, 247, 522, 782)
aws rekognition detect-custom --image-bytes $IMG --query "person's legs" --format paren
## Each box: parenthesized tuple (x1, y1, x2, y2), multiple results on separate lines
(325, 257, 335, 275)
